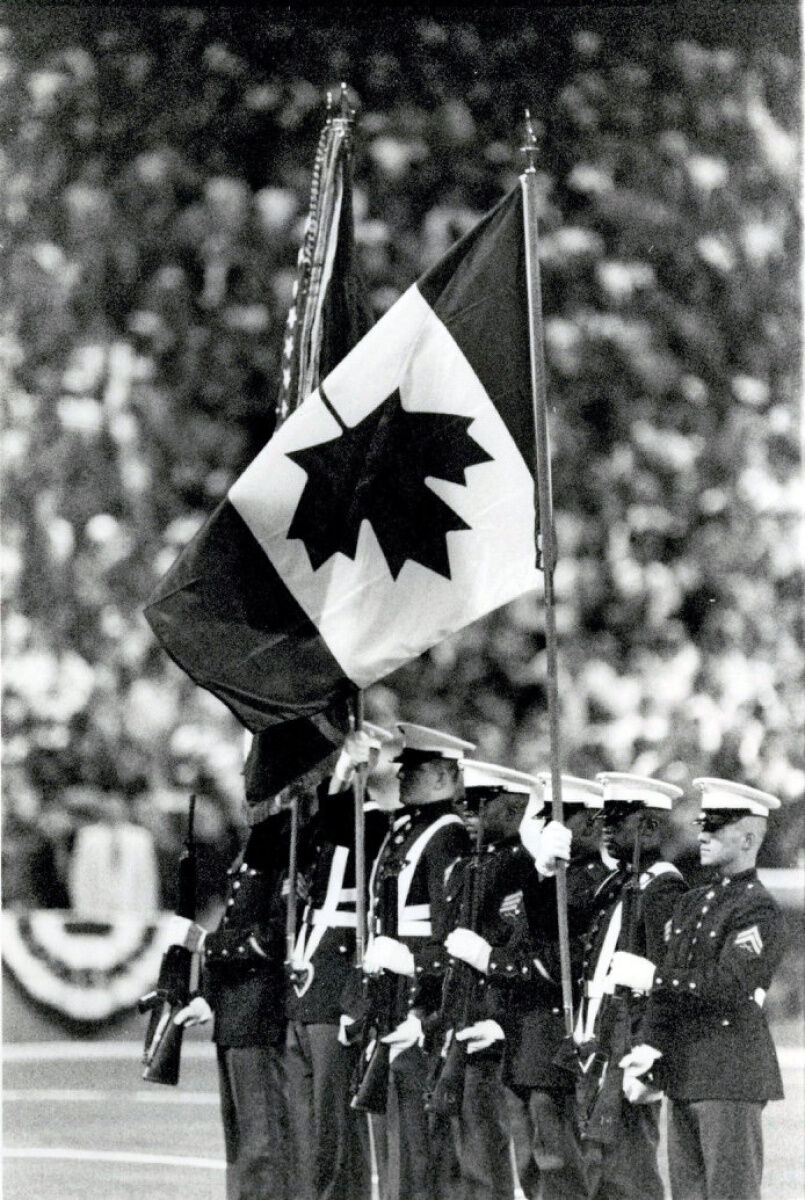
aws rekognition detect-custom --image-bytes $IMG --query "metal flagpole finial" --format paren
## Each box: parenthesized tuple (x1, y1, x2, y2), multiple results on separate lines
(520, 107, 538, 172)
(339, 81, 355, 121)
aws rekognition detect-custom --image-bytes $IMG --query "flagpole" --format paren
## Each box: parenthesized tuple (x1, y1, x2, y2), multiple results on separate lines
(519, 110, 574, 1037)
(351, 688, 368, 965)
(280, 82, 362, 969)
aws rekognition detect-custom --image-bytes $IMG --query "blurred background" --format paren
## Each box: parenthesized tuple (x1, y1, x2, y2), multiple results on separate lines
(2, 6, 802, 1029)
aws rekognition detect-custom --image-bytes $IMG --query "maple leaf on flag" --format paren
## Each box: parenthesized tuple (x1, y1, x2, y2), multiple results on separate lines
(286, 386, 493, 580)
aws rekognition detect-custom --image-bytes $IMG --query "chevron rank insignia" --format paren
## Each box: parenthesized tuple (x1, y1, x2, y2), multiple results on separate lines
(664, 918, 673, 943)
(499, 890, 523, 917)
(734, 925, 764, 955)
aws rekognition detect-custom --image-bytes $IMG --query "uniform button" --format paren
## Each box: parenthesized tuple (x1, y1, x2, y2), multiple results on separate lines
(339, 945, 347, 953)
(522, 967, 528, 975)
(701, 906, 709, 914)
(696, 922, 702, 929)
(689, 982, 696, 989)
(222, 949, 229, 957)
(722, 878, 730, 886)
(394, 835, 404, 845)
(239, 863, 247, 873)
(248, 868, 257, 877)
(506, 964, 514, 972)
(434, 961, 441, 969)
(233, 881, 241, 891)
(672, 978, 679, 986)
(721, 1019, 730, 1026)
(656, 977, 663, 985)
(747, 883, 755, 890)
(706, 891, 715, 900)
(227, 898, 235, 907)
(709, 931, 716, 938)
(691, 938, 697, 945)
(490, 962, 497, 970)
(552, 1007, 560, 1014)
(675, 928, 681, 935)
(237, 946, 245, 954)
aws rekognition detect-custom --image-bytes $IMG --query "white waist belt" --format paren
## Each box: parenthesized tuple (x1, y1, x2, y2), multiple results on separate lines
(397, 920, 432, 937)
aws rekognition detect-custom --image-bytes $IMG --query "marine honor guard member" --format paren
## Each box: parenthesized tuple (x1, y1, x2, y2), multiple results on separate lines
(439, 760, 543, 1200)
(171, 804, 293, 1200)
(286, 724, 397, 1200)
(499, 773, 608, 1200)
(619, 778, 785, 1200)
(574, 772, 686, 1200)
(359, 722, 474, 1200)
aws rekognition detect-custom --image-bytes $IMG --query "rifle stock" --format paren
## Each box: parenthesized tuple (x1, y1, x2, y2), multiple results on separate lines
(575, 994, 631, 1143)
(351, 1032, 391, 1114)
(424, 1029, 465, 1117)
(351, 872, 399, 1114)
(140, 795, 196, 1086)
(577, 826, 644, 1140)
(424, 800, 486, 1118)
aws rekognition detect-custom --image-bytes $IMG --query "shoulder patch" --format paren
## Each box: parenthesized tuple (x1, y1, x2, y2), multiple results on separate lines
(734, 924, 763, 955)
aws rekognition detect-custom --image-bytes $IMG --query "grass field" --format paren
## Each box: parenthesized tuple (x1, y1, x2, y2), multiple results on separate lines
(3, 1034, 803, 1200)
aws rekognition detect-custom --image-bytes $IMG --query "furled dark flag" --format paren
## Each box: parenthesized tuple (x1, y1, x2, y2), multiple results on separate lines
(147, 99, 371, 798)
(145, 185, 540, 782)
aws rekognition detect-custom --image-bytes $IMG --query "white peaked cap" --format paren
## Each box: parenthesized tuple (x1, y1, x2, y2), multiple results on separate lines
(463, 761, 540, 795)
(693, 777, 781, 817)
(537, 772, 604, 809)
(596, 772, 683, 811)
(396, 722, 476, 760)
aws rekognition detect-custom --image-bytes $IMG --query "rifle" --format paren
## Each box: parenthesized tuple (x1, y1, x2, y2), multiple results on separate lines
(350, 871, 399, 1114)
(139, 793, 197, 1086)
(577, 823, 642, 1142)
(424, 798, 487, 1118)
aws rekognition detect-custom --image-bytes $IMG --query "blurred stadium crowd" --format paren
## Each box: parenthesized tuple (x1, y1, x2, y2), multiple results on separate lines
(2, 8, 801, 919)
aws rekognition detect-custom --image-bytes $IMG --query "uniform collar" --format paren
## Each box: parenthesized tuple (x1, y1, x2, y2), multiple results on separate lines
(715, 866, 758, 886)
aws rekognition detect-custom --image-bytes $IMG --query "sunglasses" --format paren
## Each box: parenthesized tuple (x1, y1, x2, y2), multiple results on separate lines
(693, 810, 746, 834)
(594, 802, 640, 825)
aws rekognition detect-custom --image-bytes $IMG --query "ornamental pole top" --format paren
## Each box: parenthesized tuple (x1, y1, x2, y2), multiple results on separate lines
(520, 107, 539, 172)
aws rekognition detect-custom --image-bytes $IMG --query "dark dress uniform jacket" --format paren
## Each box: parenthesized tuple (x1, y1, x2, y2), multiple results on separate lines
(286, 787, 389, 1024)
(202, 812, 289, 1048)
(574, 852, 687, 1054)
(486, 851, 610, 1090)
(640, 868, 785, 1102)
(439, 838, 532, 1060)
(371, 801, 470, 1026)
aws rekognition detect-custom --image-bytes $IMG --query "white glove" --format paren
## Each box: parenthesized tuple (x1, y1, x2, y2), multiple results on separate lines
(381, 1013, 424, 1063)
(338, 1014, 357, 1047)
(518, 794, 546, 860)
(533, 820, 572, 877)
(607, 951, 656, 994)
(622, 1073, 663, 1104)
(362, 935, 415, 977)
(164, 915, 207, 952)
(619, 1043, 662, 1078)
(455, 1019, 505, 1054)
(173, 995, 213, 1027)
(330, 730, 380, 792)
(444, 928, 492, 974)
(619, 1043, 663, 1103)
